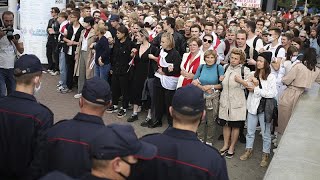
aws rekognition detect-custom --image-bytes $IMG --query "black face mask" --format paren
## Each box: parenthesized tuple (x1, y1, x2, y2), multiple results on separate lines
(118, 158, 134, 180)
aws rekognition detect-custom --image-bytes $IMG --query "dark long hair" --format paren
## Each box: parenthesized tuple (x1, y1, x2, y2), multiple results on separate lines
(254, 58, 271, 80)
(301, 48, 318, 71)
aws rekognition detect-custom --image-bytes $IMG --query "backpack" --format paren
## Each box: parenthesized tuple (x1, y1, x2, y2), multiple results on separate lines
(253, 36, 260, 50)
(224, 40, 230, 56)
(266, 44, 283, 57)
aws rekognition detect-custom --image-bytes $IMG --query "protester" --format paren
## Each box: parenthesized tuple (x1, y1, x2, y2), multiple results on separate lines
(127, 28, 159, 123)
(149, 32, 181, 128)
(74, 16, 96, 99)
(218, 48, 251, 158)
(177, 37, 204, 88)
(92, 23, 111, 82)
(277, 48, 320, 148)
(240, 52, 277, 167)
(106, 25, 136, 118)
(192, 50, 224, 146)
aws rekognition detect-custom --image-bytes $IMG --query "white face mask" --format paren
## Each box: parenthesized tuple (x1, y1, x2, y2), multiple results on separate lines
(268, 36, 274, 43)
(34, 82, 42, 95)
(161, 16, 167, 20)
(291, 56, 298, 62)
(265, 22, 270, 27)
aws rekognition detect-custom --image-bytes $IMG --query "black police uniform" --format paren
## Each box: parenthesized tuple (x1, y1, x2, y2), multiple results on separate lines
(39, 171, 74, 180)
(0, 91, 54, 180)
(44, 113, 106, 178)
(130, 127, 229, 180)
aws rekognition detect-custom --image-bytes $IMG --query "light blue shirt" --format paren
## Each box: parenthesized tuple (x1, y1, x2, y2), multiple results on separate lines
(193, 64, 224, 85)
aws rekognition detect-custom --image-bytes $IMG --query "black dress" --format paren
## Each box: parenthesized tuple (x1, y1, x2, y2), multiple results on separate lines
(131, 44, 159, 105)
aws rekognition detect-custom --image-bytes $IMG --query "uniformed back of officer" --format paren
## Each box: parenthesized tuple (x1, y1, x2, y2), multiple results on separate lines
(130, 84, 229, 180)
(0, 54, 53, 180)
(43, 77, 111, 178)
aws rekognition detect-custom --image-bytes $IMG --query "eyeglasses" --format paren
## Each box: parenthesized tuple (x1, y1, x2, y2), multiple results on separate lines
(300, 36, 306, 38)
(203, 39, 212, 43)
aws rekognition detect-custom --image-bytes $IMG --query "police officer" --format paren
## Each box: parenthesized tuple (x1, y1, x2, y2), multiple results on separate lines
(0, 54, 53, 180)
(41, 124, 157, 180)
(44, 76, 111, 178)
(130, 84, 229, 180)
(82, 124, 157, 180)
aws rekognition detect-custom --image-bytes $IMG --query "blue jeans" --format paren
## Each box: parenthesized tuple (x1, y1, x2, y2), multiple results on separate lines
(0, 68, 15, 97)
(246, 112, 271, 153)
(59, 51, 67, 88)
(94, 63, 111, 82)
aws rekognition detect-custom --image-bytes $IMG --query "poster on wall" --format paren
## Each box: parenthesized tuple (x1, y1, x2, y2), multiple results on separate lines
(20, 0, 66, 64)
(235, 0, 261, 9)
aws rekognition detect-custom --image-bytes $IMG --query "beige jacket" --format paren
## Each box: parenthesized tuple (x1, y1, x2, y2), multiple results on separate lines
(282, 63, 320, 88)
(219, 64, 251, 121)
(74, 28, 96, 79)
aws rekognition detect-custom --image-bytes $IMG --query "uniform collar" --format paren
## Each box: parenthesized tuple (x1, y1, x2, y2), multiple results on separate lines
(73, 112, 104, 125)
(10, 91, 37, 102)
(163, 127, 198, 141)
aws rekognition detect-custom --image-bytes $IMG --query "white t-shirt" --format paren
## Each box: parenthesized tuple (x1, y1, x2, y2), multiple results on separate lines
(264, 42, 286, 80)
(0, 29, 24, 69)
(246, 35, 263, 52)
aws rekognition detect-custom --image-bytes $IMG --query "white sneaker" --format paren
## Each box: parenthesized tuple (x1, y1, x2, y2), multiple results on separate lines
(42, 70, 48, 74)
(50, 71, 59, 76)
(56, 86, 63, 92)
(74, 93, 82, 98)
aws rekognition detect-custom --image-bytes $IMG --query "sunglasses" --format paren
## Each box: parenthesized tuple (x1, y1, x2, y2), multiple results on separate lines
(203, 39, 212, 43)
(300, 36, 306, 38)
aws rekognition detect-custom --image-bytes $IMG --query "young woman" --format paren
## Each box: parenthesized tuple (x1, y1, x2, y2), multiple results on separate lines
(240, 51, 277, 167)
(92, 24, 110, 82)
(277, 48, 320, 145)
(106, 25, 136, 118)
(201, 34, 214, 53)
(177, 37, 204, 88)
(127, 29, 159, 125)
(192, 50, 224, 146)
(148, 32, 181, 128)
(74, 16, 96, 99)
(218, 48, 251, 159)
(150, 22, 163, 42)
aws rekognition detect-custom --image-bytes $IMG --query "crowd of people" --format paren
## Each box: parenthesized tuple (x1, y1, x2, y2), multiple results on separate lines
(1, 0, 320, 179)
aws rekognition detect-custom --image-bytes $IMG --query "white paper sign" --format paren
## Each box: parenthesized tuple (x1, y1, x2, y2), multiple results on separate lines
(235, 0, 261, 9)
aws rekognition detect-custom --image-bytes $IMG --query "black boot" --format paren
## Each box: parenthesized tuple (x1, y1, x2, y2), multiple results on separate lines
(148, 120, 162, 128)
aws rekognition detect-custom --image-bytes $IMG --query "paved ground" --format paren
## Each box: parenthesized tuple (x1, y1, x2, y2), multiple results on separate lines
(37, 74, 269, 180)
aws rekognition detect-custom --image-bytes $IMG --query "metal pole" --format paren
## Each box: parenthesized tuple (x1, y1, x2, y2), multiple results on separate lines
(8, 0, 18, 29)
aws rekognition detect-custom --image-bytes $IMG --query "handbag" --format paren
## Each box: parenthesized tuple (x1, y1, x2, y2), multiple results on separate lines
(257, 77, 266, 114)
(141, 44, 152, 101)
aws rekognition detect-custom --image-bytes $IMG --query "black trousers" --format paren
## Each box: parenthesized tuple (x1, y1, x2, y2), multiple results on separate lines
(66, 54, 75, 90)
(153, 77, 175, 126)
(111, 73, 130, 109)
(46, 42, 59, 71)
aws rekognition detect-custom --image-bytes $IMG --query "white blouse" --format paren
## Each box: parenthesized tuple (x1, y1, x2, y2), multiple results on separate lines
(247, 74, 277, 115)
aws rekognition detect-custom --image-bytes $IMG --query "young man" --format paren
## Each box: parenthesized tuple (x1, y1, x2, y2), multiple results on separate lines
(216, 28, 237, 65)
(0, 55, 53, 180)
(46, 7, 60, 76)
(130, 85, 229, 180)
(244, 20, 264, 52)
(63, 11, 84, 93)
(56, 12, 70, 93)
(281, 32, 294, 52)
(236, 29, 258, 71)
(152, 17, 186, 56)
